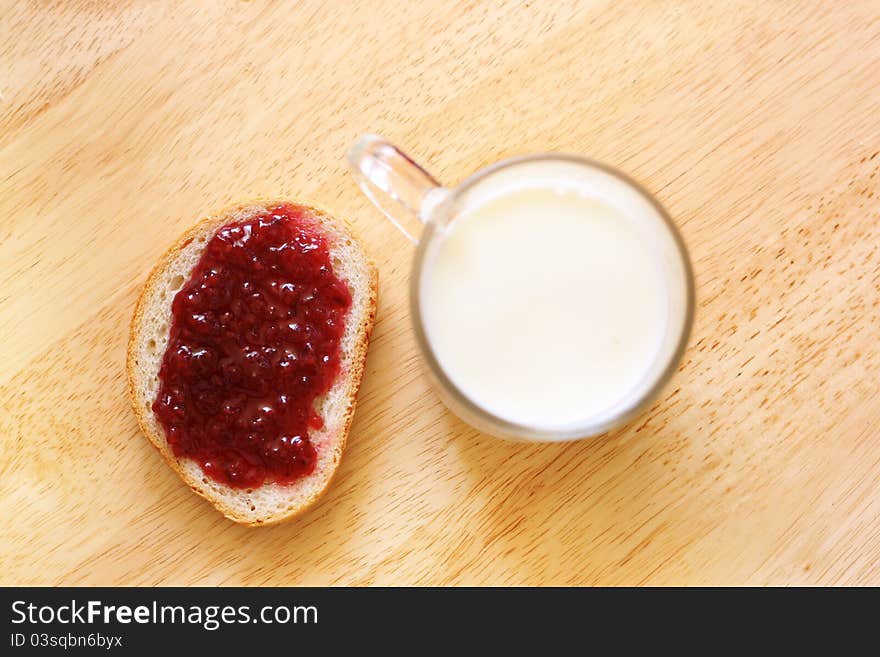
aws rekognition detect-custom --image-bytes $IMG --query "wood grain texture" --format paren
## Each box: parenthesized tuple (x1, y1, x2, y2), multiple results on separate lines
(1, 0, 879, 586)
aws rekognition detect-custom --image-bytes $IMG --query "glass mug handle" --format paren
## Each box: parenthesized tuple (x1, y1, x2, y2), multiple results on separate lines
(347, 134, 450, 243)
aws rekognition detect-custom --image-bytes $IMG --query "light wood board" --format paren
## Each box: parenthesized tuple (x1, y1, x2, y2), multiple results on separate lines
(2, 1, 879, 585)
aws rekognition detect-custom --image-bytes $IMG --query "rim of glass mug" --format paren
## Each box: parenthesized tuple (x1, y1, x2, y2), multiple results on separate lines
(348, 135, 695, 441)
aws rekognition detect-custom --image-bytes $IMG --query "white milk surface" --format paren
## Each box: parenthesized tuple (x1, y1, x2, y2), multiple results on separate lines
(420, 177, 669, 430)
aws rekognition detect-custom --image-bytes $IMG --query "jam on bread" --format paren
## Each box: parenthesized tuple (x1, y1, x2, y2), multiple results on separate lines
(153, 204, 352, 489)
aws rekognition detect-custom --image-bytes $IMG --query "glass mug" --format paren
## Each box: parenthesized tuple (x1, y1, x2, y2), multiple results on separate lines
(347, 134, 694, 442)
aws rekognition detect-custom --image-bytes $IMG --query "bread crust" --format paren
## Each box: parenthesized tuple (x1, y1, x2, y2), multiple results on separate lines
(126, 199, 378, 526)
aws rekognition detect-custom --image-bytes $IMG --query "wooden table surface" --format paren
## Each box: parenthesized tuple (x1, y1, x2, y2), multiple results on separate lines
(2, 1, 879, 586)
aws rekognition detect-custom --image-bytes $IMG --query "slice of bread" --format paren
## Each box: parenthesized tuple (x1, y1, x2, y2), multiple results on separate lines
(127, 200, 378, 526)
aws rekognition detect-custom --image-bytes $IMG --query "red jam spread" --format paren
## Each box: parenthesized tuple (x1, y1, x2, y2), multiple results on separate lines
(153, 204, 352, 489)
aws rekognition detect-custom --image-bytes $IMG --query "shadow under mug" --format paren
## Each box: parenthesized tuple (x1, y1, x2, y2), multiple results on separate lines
(347, 134, 694, 442)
